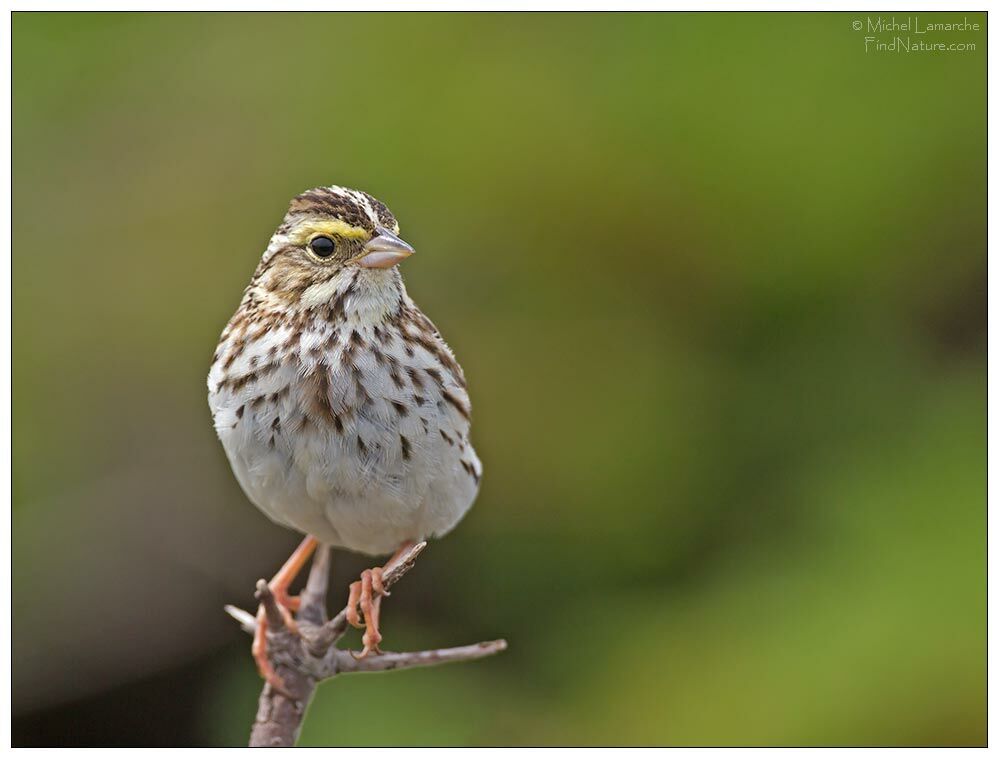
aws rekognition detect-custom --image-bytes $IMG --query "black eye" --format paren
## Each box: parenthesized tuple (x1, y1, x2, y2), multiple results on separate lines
(310, 236, 336, 258)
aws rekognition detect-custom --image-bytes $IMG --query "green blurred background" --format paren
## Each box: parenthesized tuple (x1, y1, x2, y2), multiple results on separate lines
(12, 11, 985, 747)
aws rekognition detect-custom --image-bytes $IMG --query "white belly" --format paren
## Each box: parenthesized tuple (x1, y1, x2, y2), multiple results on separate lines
(208, 310, 481, 557)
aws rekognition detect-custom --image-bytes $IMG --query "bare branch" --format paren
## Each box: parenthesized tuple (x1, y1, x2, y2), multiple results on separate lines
(381, 540, 427, 585)
(334, 639, 508, 674)
(224, 604, 257, 633)
(297, 544, 332, 626)
(254, 579, 286, 631)
(230, 542, 506, 747)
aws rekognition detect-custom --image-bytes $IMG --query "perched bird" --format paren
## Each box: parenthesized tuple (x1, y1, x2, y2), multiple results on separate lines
(208, 186, 481, 690)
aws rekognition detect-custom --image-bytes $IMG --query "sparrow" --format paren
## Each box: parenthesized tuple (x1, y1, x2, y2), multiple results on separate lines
(208, 185, 481, 690)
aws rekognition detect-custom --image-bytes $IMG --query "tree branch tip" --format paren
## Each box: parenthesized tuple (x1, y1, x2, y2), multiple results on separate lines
(224, 604, 257, 633)
(394, 540, 427, 566)
(335, 637, 508, 673)
(253, 579, 286, 628)
(381, 541, 428, 589)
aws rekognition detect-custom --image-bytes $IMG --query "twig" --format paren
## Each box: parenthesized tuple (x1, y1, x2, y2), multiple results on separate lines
(334, 640, 508, 673)
(226, 542, 507, 747)
(223, 604, 257, 634)
(297, 544, 331, 626)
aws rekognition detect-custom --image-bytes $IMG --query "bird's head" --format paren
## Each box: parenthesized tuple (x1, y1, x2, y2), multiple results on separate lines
(249, 185, 415, 310)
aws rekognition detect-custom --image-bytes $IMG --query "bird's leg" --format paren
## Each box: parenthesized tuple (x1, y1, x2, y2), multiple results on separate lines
(252, 535, 319, 691)
(345, 540, 416, 659)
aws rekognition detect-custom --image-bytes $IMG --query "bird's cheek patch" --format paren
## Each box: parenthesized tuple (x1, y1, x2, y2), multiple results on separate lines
(301, 277, 345, 309)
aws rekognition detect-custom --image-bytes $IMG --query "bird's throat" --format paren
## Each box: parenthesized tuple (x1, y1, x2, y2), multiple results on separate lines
(302, 267, 404, 327)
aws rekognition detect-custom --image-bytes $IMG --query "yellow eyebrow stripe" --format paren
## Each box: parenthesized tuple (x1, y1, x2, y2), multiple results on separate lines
(291, 219, 370, 243)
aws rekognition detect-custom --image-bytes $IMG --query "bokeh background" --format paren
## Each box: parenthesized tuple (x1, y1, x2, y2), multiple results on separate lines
(12, 11, 985, 747)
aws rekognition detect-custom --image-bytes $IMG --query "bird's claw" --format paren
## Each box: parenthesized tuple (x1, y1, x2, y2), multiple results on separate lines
(344, 566, 389, 654)
(252, 605, 294, 698)
(247, 535, 319, 696)
(349, 642, 384, 660)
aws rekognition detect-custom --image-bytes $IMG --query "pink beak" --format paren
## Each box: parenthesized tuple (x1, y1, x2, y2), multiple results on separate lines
(357, 227, 415, 269)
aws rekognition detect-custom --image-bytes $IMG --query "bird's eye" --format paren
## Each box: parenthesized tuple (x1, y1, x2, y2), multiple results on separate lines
(309, 236, 336, 258)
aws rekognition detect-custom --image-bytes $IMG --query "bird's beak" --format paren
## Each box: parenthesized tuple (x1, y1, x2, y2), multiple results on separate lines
(356, 227, 415, 269)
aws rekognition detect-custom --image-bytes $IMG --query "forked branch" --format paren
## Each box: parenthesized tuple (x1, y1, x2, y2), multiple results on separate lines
(224, 542, 507, 747)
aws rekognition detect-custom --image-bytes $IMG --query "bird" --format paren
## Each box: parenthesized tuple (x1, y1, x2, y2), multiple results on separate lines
(207, 185, 481, 691)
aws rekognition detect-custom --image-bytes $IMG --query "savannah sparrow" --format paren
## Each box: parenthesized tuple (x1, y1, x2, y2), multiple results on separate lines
(207, 186, 481, 689)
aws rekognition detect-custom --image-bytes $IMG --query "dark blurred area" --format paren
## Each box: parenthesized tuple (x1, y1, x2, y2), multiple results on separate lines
(12, 11, 985, 746)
